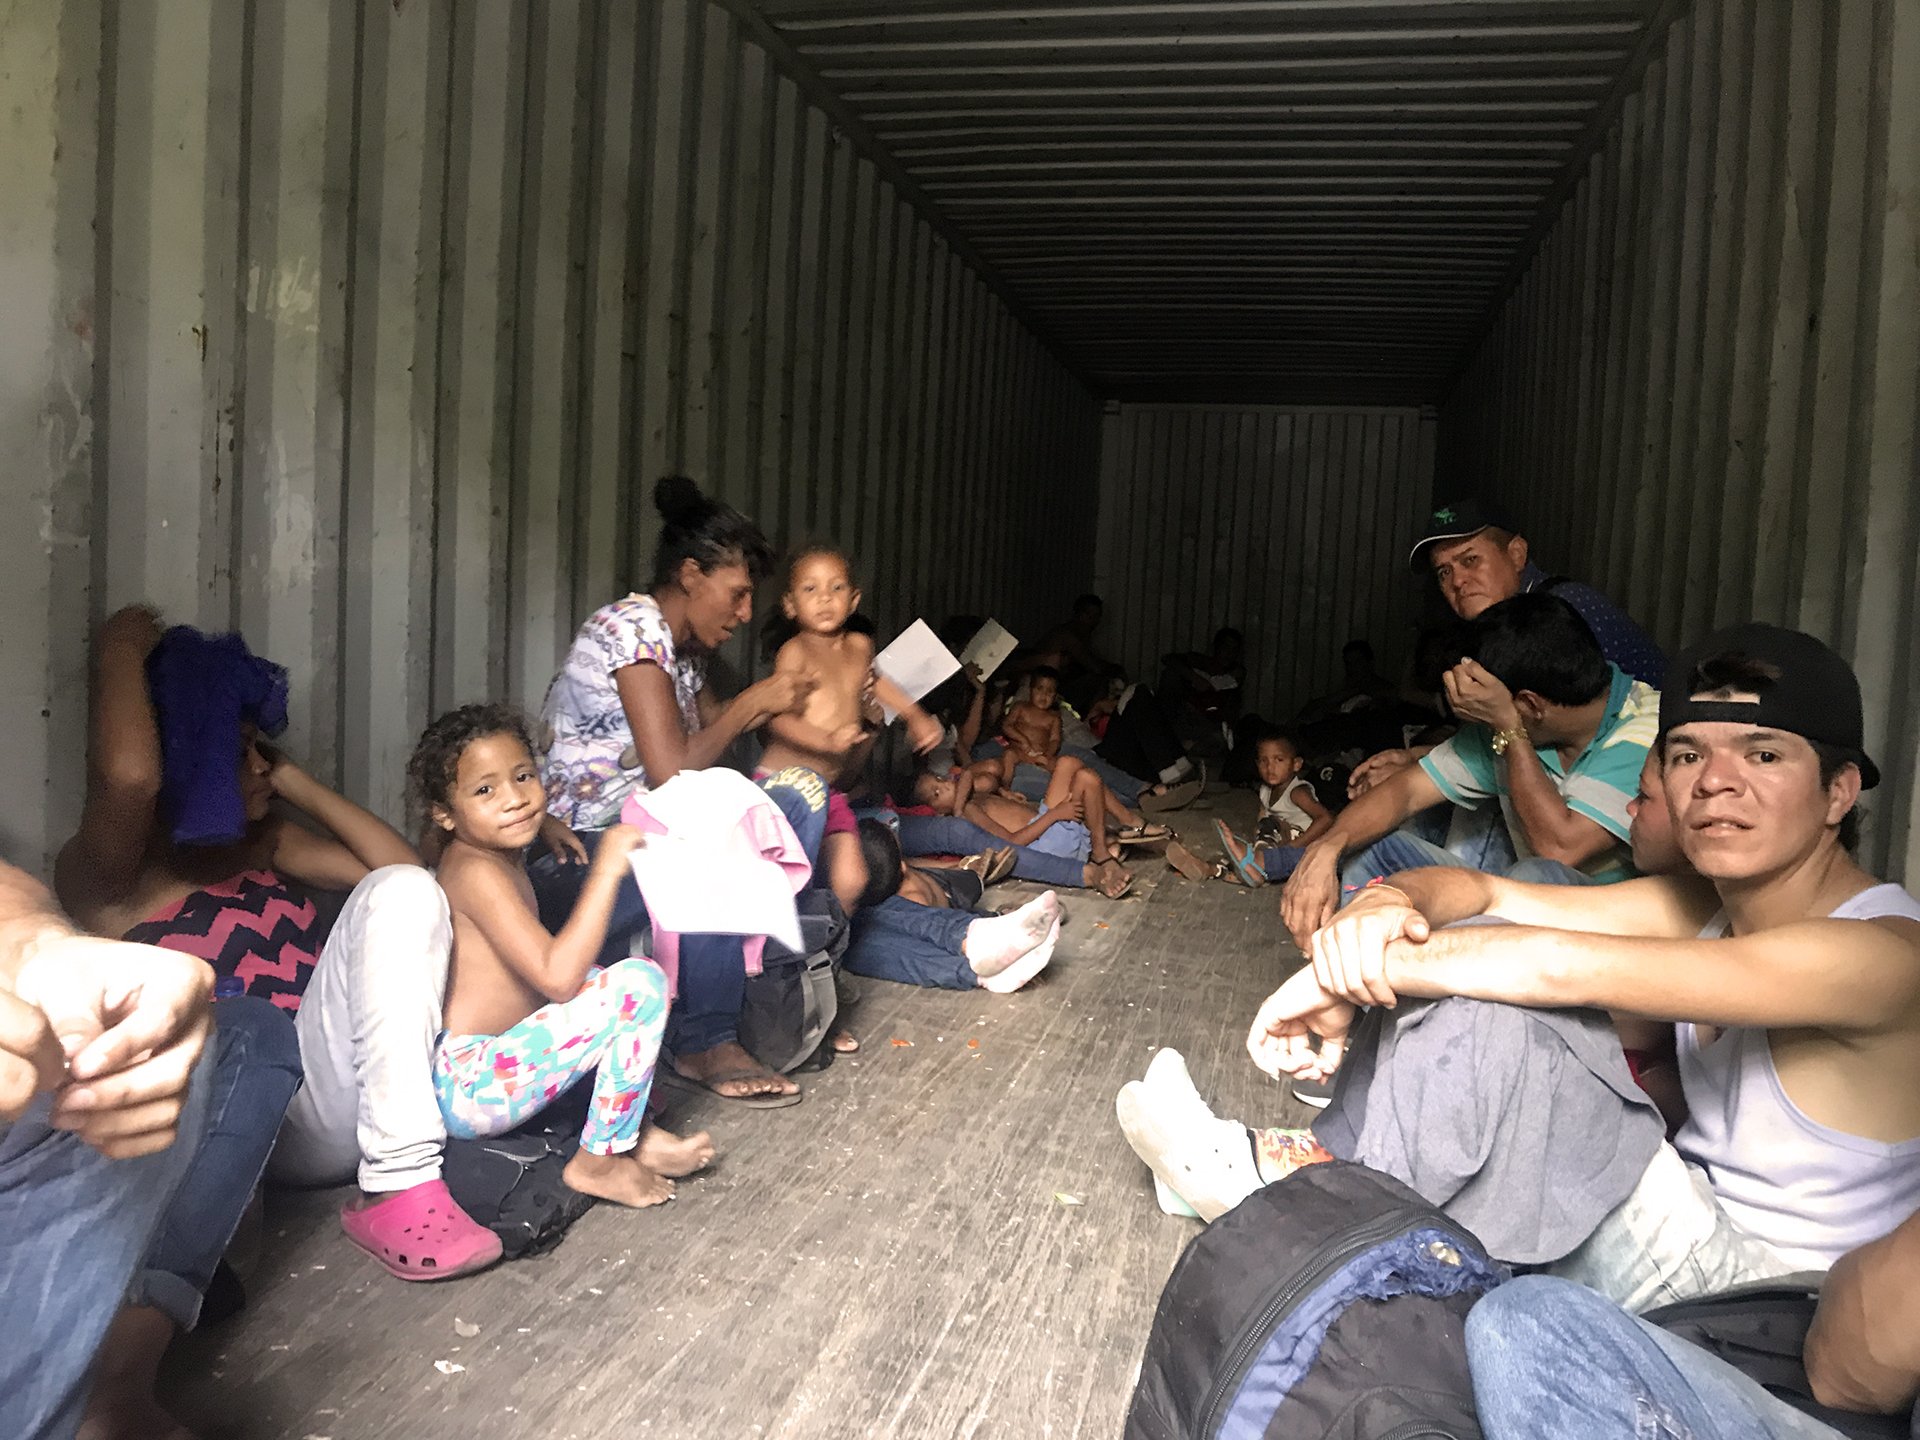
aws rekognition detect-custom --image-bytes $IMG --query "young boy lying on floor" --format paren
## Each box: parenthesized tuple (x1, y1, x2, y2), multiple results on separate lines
(914, 759, 1165, 899)
(842, 820, 1060, 993)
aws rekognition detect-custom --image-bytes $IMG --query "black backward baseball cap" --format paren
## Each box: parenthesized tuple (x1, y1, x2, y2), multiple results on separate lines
(1658, 622, 1880, 790)
(1408, 498, 1522, 573)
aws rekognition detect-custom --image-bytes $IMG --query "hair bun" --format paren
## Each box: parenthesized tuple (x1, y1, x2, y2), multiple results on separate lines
(654, 474, 710, 526)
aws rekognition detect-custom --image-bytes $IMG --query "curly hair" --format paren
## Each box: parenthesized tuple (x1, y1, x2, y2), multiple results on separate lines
(408, 703, 536, 816)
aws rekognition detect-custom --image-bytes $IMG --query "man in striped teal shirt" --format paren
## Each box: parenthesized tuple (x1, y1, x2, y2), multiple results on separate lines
(1282, 592, 1657, 949)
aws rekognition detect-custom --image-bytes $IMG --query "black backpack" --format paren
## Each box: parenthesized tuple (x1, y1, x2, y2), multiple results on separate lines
(1126, 1162, 1504, 1440)
(736, 888, 850, 1075)
(440, 1092, 596, 1261)
(1645, 1283, 1910, 1440)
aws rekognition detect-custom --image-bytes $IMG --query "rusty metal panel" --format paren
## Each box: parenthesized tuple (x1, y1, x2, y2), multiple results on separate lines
(1441, 0, 1920, 885)
(2, 0, 1100, 871)
(1095, 403, 1437, 717)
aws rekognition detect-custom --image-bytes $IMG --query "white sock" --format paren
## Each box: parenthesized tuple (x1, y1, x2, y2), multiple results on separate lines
(978, 914, 1060, 994)
(1116, 1080, 1262, 1223)
(963, 892, 1058, 977)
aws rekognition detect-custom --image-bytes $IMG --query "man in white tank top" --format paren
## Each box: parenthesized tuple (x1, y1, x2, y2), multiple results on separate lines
(1252, 622, 1920, 1313)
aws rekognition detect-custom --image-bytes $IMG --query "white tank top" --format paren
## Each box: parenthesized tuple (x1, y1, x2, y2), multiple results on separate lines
(1675, 882, 1920, 1269)
(1258, 776, 1316, 837)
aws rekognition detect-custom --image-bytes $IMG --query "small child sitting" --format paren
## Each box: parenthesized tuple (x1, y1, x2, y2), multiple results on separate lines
(757, 547, 942, 917)
(1213, 728, 1332, 887)
(996, 666, 1067, 786)
(843, 819, 1061, 993)
(413, 704, 714, 1209)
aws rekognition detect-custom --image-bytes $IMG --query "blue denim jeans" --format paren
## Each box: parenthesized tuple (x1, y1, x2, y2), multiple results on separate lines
(845, 895, 978, 990)
(893, 811, 1085, 890)
(0, 1051, 214, 1440)
(1467, 1276, 1845, 1440)
(531, 773, 829, 1056)
(1338, 830, 1596, 895)
(136, 996, 303, 1329)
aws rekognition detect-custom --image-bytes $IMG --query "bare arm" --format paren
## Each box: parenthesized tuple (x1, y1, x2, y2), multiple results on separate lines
(447, 829, 642, 1003)
(1380, 915, 1920, 1031)
(1288, 784, 1336, 850)
(1805, 1210, 1920, 1415)
(960, 796, 1077, 849)
(1382, 866, 1721, 940)
(55, 606, 167, 912)
(267, 751, 419, 890)
(869, 670, 943, 754)
(618, 662, 806, 784)
(954, 667, 987, 760)
(1497, 731, 1622, 867)
(1280, 761, 1447, 948)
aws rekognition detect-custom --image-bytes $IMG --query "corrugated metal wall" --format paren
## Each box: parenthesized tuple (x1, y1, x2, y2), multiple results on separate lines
(1094, 405, 1437, 719)
(2, 0, 1101, 871)
(1439, 0, 1919, 886)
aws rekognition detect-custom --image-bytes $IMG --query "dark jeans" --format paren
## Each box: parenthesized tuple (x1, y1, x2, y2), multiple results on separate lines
(893, 811, 1084, 889)
(0, 1052, 212, 1440)
(846, 895, 979, 990)
(1097, 684, 1188, 784)
(136, 996, 303, 1329)
(530, 774, 828, 1055)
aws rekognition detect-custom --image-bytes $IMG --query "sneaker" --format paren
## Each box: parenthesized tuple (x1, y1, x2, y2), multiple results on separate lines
(1290, 1074, 1336, 1110)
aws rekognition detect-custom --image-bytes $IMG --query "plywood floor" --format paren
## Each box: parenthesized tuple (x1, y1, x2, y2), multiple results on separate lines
(169, 791, 1313, 1440)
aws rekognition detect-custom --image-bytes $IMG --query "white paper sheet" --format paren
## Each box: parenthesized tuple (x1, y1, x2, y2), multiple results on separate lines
(958, 619, 1020, 681)
(626, 831, 802, 953)
(872, 619, 961, 721)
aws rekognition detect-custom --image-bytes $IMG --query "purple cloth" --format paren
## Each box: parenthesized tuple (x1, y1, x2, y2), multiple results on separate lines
(147, 627, 288, 846)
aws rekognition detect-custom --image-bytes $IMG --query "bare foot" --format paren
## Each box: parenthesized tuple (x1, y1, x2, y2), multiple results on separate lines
(637, 1124, 715, 1178)
(78, 1306, 198, 1440)
(830, 1027, 861, 1054)
(1095, 857, 1133, 899)
(563, 1149, 674, 1208)
(671, 1041, 800, 1100)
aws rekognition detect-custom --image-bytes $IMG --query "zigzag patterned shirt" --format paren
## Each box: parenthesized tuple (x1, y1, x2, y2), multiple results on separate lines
(124, 869, 324, 1011)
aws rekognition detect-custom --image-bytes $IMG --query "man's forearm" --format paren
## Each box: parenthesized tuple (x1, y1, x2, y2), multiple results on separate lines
(0, 864, 75, 987)
(1383, 867, 1501, 928)
(1499, 737, 1592, 860)
(1316, 773, 1418, 860)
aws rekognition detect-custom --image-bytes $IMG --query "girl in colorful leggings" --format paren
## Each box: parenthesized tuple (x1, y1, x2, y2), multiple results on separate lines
(413, 705, 715, 1209)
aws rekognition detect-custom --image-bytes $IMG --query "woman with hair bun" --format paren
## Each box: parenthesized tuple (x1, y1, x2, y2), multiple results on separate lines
(537, 477, 822, 1105)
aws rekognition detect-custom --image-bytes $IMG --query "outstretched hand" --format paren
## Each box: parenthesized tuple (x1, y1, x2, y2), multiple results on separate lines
(14, 935, 213, 1159)
(1348, 748, 1414, 797)
(906, 710, 944, 756)
(1246, 966, 1356, 1084)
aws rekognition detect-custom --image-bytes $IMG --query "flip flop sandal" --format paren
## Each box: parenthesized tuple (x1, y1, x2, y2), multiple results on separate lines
(340, 1179, 504, 1283)
(1115, 823, 1173, 845)
(1164, 840, 1217, 884)
(983, 846, 1019, 884)
(1213, 820, 1269, 888)
(1097, 858, 1135, 900)
(1141, 772, 1205, 814)
(658, 1063, 804, 1109)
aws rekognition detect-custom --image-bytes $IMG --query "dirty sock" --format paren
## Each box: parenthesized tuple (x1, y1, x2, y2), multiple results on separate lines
(978, 914, 1060, 994)
(964, 891, 1058, 978)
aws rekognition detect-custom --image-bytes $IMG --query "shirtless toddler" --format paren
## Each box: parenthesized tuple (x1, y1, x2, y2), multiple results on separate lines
(757, 548, 942, 914)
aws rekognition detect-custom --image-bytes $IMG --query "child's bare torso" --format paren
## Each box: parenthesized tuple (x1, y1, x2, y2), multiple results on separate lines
(1003, 702, 1060, 760)
(437, 844, 552, 1037)
(758, 631, 875, 785)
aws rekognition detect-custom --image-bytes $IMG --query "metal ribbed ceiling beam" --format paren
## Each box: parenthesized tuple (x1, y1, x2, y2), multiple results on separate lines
(733, 0, 1679, 400)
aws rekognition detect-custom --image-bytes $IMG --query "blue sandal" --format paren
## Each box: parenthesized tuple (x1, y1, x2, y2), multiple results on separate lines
(1214, 820, 1268, 888)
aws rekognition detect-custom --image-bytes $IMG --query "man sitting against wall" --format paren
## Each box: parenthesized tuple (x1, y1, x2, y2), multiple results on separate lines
(1282, 591, 1658, 949)
(1351, 498, 1665, 798)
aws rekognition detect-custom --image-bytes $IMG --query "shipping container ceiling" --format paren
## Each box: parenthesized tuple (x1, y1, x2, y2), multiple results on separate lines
(732, 0, 1676, 403)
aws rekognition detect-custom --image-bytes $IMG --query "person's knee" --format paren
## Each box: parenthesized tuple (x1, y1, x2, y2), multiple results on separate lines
(214, 995, 304, 1080)
(1467, 1276, 1612, 1371)
(600, 957, 669, 1013)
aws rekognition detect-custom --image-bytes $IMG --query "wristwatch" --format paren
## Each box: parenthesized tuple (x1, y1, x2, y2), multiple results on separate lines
(1490, 727, 1527, 756)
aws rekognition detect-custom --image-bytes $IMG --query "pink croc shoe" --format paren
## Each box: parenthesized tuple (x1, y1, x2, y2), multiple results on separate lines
(340, 1178, 503, 1282)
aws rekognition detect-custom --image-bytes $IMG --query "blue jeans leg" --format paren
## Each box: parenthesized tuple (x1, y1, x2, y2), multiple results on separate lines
(1261, 845, 1307, 881)
(894, 813, 1085, 890)
(528, 829, 652, 968)
(135, 997, 303, 1330)
(845, 897, 979, 990)
(1467, 1276, 1842, 1440)
(1338, 830, 1467, 896)
(0, 1051, 213, 1440)
(757, 767, 829, 869)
